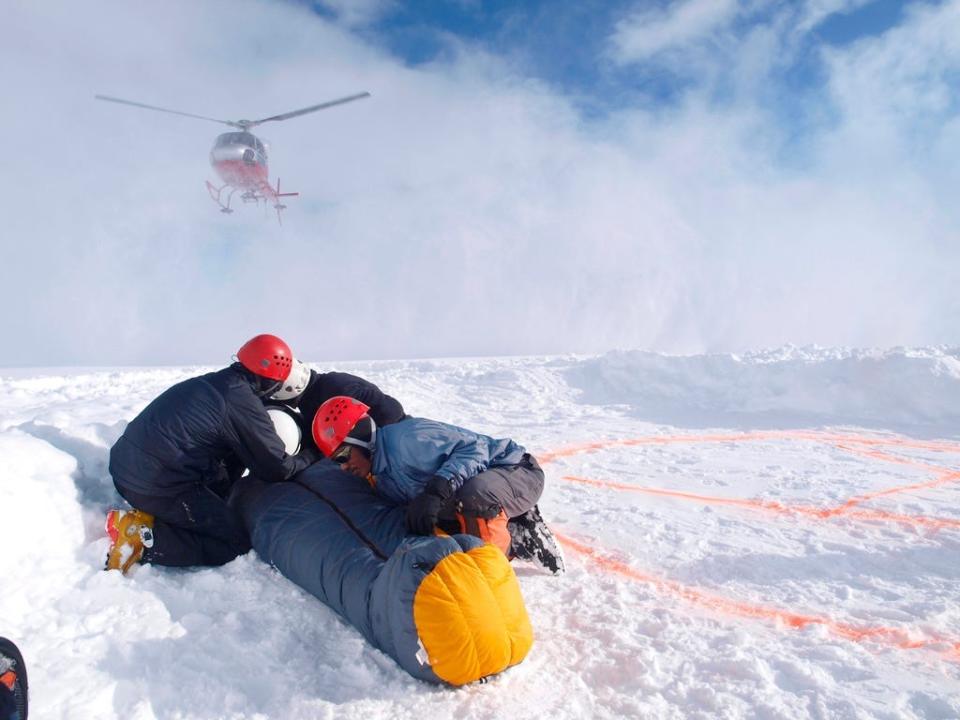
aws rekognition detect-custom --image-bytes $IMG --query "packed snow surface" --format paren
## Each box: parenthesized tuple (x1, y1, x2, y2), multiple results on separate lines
(1, 346, 959, 719)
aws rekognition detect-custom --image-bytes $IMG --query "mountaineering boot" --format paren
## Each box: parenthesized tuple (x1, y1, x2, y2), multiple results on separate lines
(0, 637, 27, 720)
(507, 505, 565, 575)
(104, 509, 155, 574)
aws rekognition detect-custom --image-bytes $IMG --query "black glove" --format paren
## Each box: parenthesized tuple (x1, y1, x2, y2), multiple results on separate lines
(405, 475, 454, 535)
(297, 445, 322, 466)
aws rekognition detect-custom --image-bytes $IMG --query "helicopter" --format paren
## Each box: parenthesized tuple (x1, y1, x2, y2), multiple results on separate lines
(94, 92, 370, 221)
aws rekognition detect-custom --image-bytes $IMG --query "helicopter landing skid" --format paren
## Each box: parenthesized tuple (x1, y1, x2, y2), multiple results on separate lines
(206, 181, 236, 214)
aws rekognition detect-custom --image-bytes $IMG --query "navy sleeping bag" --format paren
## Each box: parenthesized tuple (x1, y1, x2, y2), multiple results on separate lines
(231, 461, 533, 685)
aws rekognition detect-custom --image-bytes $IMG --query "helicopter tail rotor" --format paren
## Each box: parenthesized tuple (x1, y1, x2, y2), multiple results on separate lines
(274, 178, 299, 200)
(272, 178, 299, 224)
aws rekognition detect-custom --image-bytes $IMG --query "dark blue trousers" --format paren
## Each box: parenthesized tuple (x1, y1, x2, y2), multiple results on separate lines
(115, 482, 251, 567)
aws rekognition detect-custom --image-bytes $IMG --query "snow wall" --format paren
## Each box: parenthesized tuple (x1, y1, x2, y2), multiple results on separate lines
(565, 346, 960, 435)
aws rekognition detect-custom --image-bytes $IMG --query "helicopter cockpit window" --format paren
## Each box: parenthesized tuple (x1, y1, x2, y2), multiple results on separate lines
(215, 132, 256, 147)
(210, 131, 266, 163)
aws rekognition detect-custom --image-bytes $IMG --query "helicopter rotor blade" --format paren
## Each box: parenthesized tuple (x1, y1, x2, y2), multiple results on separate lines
(246, 92, 371, 128)
(94, 95, 242, 128)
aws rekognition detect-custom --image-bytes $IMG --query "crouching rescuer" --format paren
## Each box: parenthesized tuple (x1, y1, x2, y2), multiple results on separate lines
(105, 334, 320, 573)
(312, 396, 564, 573)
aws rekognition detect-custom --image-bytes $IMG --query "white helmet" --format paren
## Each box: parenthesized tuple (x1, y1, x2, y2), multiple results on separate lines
(266, 406, 302, 455)
(271, 358, 311, 401)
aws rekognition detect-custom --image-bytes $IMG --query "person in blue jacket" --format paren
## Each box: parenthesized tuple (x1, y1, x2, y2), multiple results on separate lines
(106, 334, 321, 573)
(312, 396, 564, 574)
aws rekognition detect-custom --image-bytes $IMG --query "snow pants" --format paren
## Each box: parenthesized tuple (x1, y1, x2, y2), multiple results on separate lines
(437, 453, 545, 554)
(114, 482, 251, 567)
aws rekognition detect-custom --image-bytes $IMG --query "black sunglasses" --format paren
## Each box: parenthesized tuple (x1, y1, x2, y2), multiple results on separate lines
(330, 444, 353, 464)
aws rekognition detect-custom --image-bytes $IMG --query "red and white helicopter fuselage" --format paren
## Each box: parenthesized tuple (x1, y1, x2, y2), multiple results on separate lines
(205, 131, 296, 217)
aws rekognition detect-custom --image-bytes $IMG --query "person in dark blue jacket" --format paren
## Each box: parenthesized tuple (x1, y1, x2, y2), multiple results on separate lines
(106, 334, 320, 573)
(312, 396, 564, 574)
(268, 358, 405, 447)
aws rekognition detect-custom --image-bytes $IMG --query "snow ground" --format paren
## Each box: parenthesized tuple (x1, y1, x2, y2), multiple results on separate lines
(1, 346, 959, 719)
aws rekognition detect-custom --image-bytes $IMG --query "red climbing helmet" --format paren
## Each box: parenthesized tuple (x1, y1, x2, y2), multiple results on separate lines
(312, 396, 372, 457)
(236, 334, 293, 382)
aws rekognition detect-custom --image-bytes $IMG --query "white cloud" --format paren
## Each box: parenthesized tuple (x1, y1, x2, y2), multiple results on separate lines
(610, 0, 739, 63)
(822, 0, 960, 132)
(795, 0, 875, 33)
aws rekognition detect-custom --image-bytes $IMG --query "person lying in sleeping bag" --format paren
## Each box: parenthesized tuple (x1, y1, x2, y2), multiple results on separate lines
(311, 396, 564, 574)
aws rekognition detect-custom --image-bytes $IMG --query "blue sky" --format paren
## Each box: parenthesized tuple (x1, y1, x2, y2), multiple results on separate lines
(300, 0, 956, 182)
(0, 0, 958, 365)
(815, 0, 910, 42)
(314, 1, 930, 113)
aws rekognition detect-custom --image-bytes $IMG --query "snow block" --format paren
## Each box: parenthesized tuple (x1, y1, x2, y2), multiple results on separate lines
(232, 462, 533, 685)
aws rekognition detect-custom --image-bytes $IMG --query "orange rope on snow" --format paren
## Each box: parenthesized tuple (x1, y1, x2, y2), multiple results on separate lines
(556, 532, 960, 661)
(560, 475, 960, 532)
(833, 471, 960, 512)
(542, 431, 960, 660)
(538, 430, 960, 523)
(831, 441, 959, 475)
(537, 430, 960, 465)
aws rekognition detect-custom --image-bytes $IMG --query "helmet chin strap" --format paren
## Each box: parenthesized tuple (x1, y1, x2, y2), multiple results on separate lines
(286, 394, 304, 408)
(232, 357, 286, 397)
(254, 376, 283, 397)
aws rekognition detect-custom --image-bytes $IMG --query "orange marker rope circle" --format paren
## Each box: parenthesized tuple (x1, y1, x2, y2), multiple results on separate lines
(537, 430, 960, 660)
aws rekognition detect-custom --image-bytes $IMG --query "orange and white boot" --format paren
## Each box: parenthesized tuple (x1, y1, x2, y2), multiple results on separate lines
(105, 509, 155, 574)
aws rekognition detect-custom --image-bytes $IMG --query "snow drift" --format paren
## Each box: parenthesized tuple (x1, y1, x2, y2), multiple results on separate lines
(566, 345, 960, 434)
